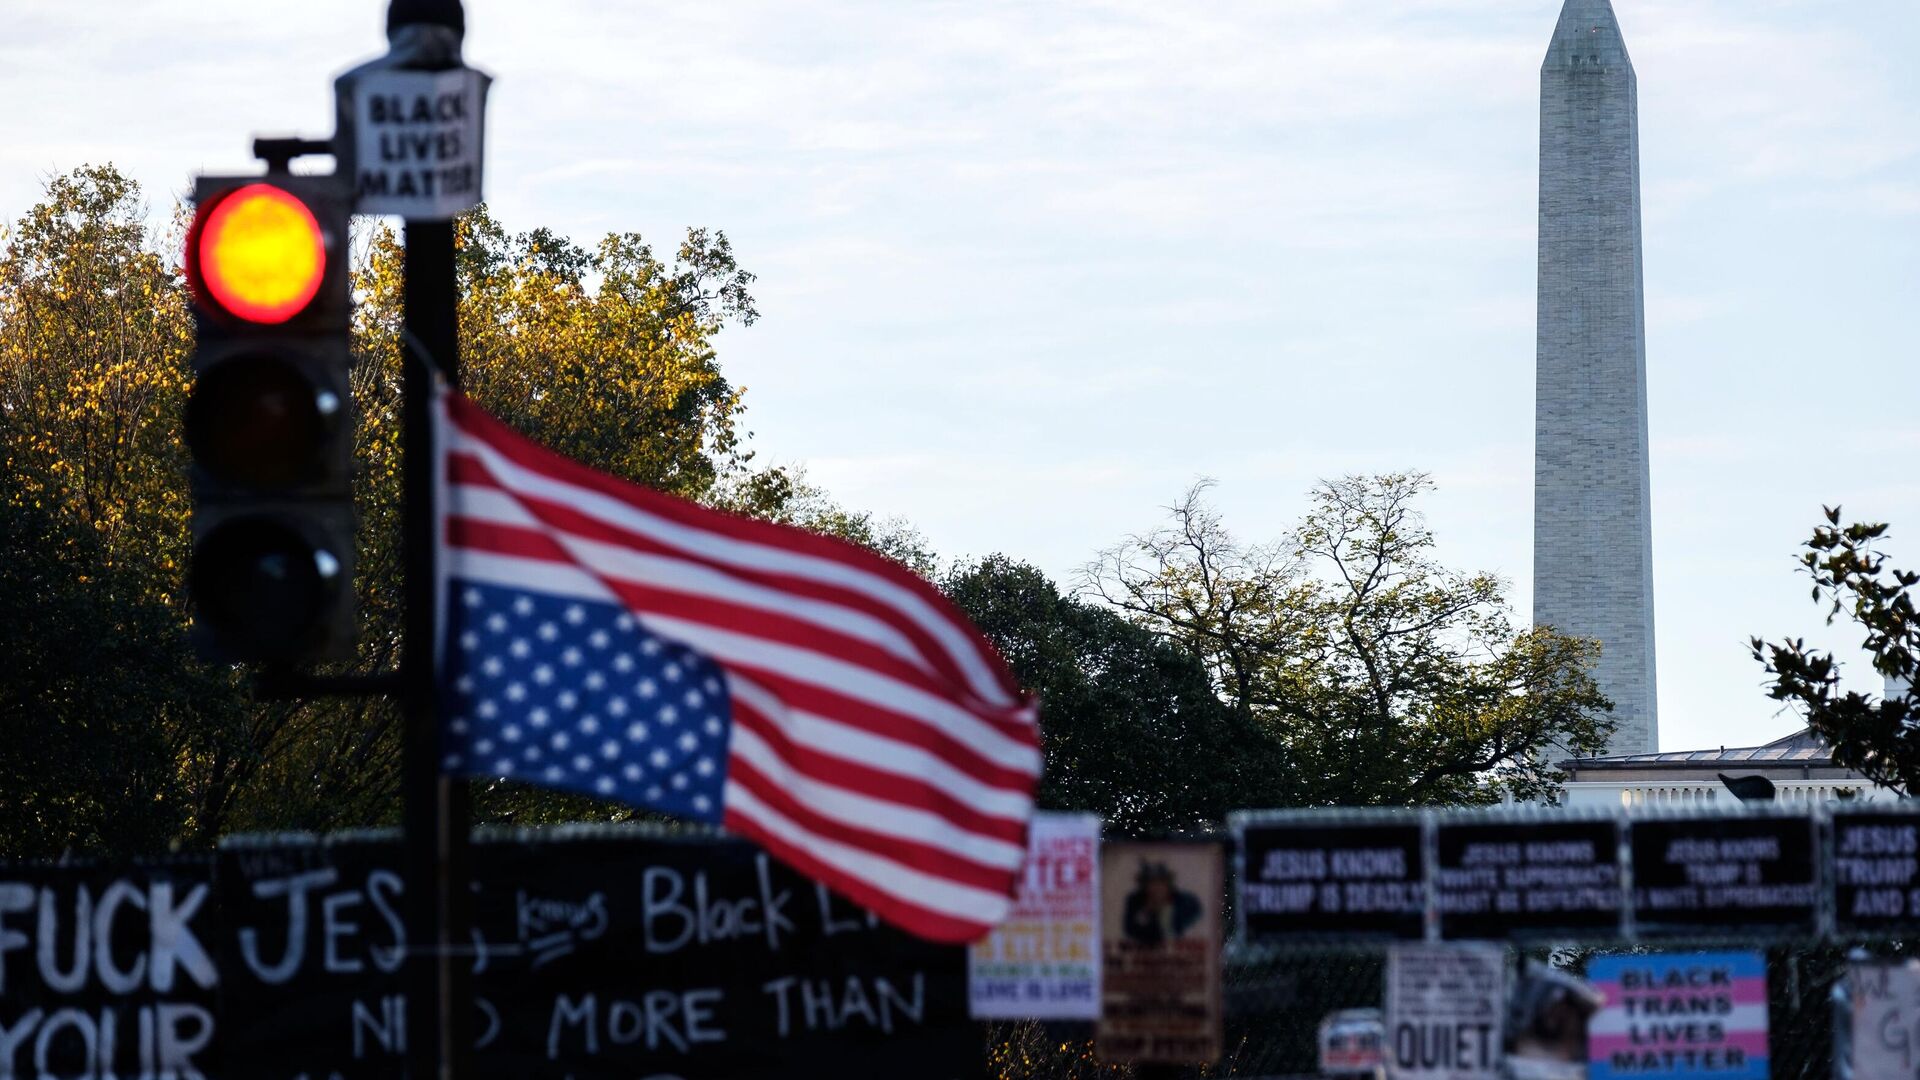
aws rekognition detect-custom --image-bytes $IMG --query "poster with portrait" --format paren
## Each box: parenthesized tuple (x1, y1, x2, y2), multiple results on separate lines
(1094, 840, 1223, 1066)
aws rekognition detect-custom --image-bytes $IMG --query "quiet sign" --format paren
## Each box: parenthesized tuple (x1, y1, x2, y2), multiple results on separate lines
(350, 67, 489, 219)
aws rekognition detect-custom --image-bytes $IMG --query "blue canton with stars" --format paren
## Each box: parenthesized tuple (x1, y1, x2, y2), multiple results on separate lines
(441, 579, 732, 822)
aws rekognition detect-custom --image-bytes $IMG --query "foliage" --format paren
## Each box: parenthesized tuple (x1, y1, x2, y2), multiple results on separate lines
(1751, 507, 1920, 795)
(1085, 475, 1614, 806)
(0, 166, 768, 851)
(0, 165, 260, 854)
(944, 556, 1271, 835)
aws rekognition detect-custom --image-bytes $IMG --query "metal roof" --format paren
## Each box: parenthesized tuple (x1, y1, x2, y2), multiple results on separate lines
(1561, 728, 1831, 769)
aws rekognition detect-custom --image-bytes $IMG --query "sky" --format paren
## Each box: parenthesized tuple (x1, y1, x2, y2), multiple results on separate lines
(4, 0, 1917, 755)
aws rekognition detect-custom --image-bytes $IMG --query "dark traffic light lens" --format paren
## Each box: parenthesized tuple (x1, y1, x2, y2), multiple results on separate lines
(190, 517, 342, 661)
(186, 356, 339, 488)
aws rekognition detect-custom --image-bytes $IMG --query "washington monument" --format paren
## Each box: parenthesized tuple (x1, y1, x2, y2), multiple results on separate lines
(1535, 0, 1658, 755)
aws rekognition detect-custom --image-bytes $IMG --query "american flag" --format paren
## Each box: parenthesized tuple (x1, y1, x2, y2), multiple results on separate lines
(435, 390, 1041, 942)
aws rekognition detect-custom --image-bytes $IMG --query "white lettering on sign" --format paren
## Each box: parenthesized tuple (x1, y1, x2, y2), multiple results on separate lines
(350, 68, 489, 219)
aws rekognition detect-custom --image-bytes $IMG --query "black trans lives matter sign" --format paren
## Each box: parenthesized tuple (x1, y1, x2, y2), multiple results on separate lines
(1831, 809, 1920, 936)
(0, 859, 220, 1080)
(1434, 818, 1623, 941)
(1630, 815, 1818, 936)
(1237, 820, 1425, 941)
(216, 833, 978, 1080)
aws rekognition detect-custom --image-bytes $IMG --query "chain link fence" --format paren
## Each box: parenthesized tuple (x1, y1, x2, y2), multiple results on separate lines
(988, 942, 1888, 1080)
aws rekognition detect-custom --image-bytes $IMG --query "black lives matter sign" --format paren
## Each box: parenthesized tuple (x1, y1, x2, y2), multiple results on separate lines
(216, 834, 976, 1080)
(1237, 821, 1424, 941)
(351, 67, 489, 219)
(1434, 819, 1622, 940)
(1631, 815, 1817, 935)
(1832, 810, 1920, 935)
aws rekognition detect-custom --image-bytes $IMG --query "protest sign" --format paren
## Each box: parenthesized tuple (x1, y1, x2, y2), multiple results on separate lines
(1434, 817, 1622, 941)
(0, 858, 219, 1080)
(969, 812, 1100, 1020)
(1095, 840, 1223, 1066)
(211, 831, 976, 1079)
(1385, 944, 1506, 1080)
(1629, 816, 1817, 936)
(1848, 961, 1920, 1080)
(1588, 952, 1767, 1080)
(349, 67, 490, 218)
(1235, 814, 1426, 942)
(1832, 810, 1920, 937)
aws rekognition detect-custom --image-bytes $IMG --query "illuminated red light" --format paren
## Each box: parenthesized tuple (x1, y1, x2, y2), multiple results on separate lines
(189, 183, 327, 323)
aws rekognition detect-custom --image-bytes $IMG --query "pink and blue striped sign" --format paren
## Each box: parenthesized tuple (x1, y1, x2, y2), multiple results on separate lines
(1588, 953, 1767, 1080)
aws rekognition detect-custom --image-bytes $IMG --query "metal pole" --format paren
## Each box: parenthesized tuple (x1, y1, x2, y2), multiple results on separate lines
(390, 5, 470, 1077)
(402, 214, 468, 1080)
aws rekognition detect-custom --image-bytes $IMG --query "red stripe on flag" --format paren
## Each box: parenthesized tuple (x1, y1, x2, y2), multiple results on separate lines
(443, 397, 1021, 706)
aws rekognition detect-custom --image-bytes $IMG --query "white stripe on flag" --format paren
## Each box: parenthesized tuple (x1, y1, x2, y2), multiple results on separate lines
(642, 612, 1042, 775)
(726, 675, 1034, 821)
(729, 724, 1026, 871)
(444, 424, 1017, 708)
(722, 780, 1013, 924)
(453, 484, 960, 684)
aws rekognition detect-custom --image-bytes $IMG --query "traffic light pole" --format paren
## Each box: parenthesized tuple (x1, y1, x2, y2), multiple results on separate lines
(376, 4, 474, 1078)
(401, 213, 470, 1080)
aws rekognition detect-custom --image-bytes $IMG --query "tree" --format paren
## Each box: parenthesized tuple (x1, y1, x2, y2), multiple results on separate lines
(0, 166, 772, 850)
(0, 166, 258, 854)
(1085, 474, 1613, 806)
(943, 556, 1272, 835)
(1751, 507, 1920, 795)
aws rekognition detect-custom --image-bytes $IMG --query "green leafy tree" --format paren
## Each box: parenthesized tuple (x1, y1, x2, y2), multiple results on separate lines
(1751, 507, 1920, 795)
(1086, 474, 1613, 806)
(943, 555, 1274, 834)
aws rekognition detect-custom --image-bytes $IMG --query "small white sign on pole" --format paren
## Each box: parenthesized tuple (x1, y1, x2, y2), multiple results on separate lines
(350, 67, 489, 219)
(1385, 944, 1506, 1080)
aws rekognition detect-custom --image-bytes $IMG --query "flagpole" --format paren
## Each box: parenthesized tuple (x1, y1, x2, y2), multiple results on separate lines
(389, 2, 472, 1076)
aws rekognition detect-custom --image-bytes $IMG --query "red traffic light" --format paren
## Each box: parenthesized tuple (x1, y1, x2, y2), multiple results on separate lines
(187, 183, 328, 324)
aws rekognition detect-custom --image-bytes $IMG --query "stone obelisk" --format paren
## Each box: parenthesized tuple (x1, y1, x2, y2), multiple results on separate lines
(1534, 0, 1658, 755)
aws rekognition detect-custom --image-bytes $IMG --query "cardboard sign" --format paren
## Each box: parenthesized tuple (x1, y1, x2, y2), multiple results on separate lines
(1832, 811, 1920, 936)
(350, 67, 489, 219)
(1385, 945, 1505, 1080)
(1237, 818, 1426, 941)
(1629, 816, 1816, 936)
(1587, 952, 1767, 1080)
(968, 812, 1100, 1020)
(1435, 819, 1623, 941)
(0, 859, 219, 1080)
(1095, 841, 1223, 1066)
(1848, 962, 1920, 1080)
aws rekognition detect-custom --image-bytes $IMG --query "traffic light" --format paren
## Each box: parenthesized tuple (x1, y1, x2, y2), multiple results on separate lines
(184, 174, 356, 663)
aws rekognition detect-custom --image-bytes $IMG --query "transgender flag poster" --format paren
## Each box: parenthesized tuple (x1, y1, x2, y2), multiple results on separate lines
(1587, 952, 1767, 1080)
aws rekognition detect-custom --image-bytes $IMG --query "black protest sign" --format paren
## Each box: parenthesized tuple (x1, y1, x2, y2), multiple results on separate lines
(1434, 818, 1623, 941)
(214, 839, 405, 1078)
(215, 832, 978, 1080)
(1630, 815, 1818, 936)
(1237, 819, 1425, 941)
(0, 859, 219, 1080)
(1831, 809, 1920, 936)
